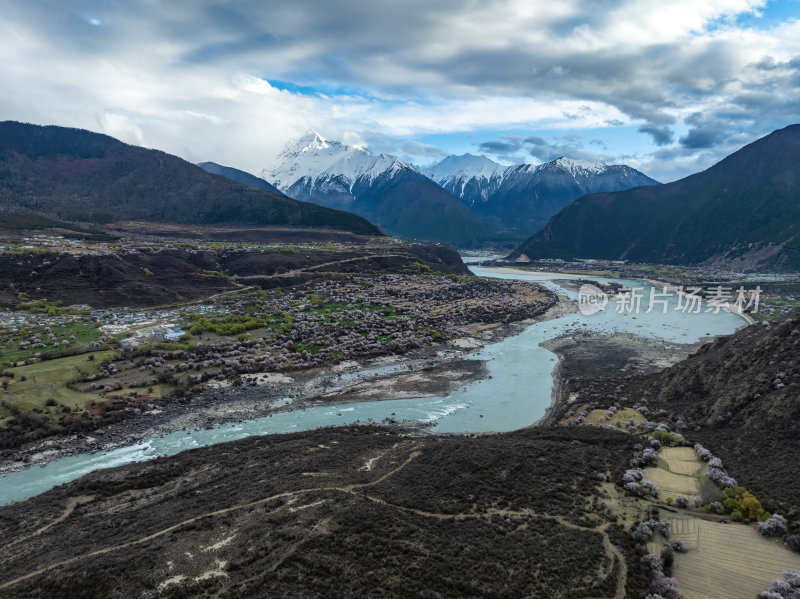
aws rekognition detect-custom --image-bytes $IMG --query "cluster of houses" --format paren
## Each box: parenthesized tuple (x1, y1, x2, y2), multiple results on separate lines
(2, 297, 229, 349)
(0, 310, 79, 333)
(147, 325, 185, 341)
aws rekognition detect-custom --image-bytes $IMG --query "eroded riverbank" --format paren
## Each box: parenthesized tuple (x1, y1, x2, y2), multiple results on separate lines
(538, 332, 714, 425)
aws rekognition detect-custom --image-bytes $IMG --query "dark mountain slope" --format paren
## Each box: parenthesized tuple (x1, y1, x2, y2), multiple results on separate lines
(0, 122, 380, 236)
(637, 315, 800, 512)
(286, 164, 489, 246)
(513, 125, 800, 270)
(0, 243, 469, 309)
(350, 167, 489, 245)
(197, 161, 281, 193)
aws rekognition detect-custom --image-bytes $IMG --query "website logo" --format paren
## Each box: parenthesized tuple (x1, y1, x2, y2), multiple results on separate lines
(578, 284, 608, 316)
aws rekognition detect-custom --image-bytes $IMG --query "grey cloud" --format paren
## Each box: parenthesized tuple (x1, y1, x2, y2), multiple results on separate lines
(5, 3, 793, 128)
(181, 33, 280, 64)
(676, 110, 774, 151)
(353, 132, 447, 163)
(752, 55, 800, 72)
(3, 1, 800, 182)
(680, 125, 725, 148)
(643, 150, 719, 182)
(652, 146, 707, 160)
(638, 124, 674, 146)
(754, 56, 780, 70)
(478, 136, 524, 156)
(522, 136, 547, 146)
(399, 140, 447, 158)
(522, 134, 613, 163)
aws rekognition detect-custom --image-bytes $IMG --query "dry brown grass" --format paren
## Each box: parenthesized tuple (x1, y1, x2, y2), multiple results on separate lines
(642, 446, 703, 499)
(643, 467, 700, 499)
(659, 447, 704, 476)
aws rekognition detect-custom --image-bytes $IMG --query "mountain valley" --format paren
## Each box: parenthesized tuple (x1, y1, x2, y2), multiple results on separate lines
(1, 123, 799, 599)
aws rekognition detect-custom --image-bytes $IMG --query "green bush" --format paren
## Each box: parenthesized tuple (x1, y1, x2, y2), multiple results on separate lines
(719, 486, 765, 522)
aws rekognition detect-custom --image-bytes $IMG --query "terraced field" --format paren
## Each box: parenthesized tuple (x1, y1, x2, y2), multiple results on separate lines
(642, 447, 800, 598)
(659, 447, 704, 476)
(645, 468, 701, 498)
(657, 516, 800, 599)
(584, 407, 644, 428)
(644, 446, 703, 499)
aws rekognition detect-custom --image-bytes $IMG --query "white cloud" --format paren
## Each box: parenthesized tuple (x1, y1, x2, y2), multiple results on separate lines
(95, 112, 145, 146)
(0, 1, 798, 180)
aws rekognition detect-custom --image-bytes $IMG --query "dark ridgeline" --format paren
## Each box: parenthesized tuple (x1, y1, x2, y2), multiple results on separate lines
(0, 121, 381, 236)
(197, 161, 281, 194)
(512, 124, 800, 270)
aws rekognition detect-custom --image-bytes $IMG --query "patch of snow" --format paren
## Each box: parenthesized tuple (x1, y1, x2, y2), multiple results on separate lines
(158, 575, 186, 590)
(193, 561, 229, 582)
(204, 535, 236, 552)
(551, 156, 608, 176)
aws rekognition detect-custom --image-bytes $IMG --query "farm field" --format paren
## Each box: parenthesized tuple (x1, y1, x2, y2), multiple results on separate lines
(656, 516, 800, 599)
(644, 446, 703, 499)
(1, 351, 113, 412)
(583, 407, 643, 427)
(659, 446, 704, 476)
(642, 446, 800, 598)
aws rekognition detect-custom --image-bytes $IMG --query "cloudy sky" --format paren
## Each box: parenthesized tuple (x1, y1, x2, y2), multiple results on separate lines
(2, 1, 800, 181)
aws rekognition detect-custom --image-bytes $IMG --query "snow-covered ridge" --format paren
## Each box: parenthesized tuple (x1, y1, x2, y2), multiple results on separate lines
(421, 153, 504, 183)
(264, 131, 638, 199)
(263, 130, 418, 192)
(548, 156, 609, 176)
(421, 152, 656, 212)
(422, 154, 612, 187)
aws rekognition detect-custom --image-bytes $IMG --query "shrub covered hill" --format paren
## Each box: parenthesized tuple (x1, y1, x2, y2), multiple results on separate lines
(0, 122, 380, 236)
(570, 311, 800, 515)
(0, 426, 648, 598)
(512, 124, 800, 271)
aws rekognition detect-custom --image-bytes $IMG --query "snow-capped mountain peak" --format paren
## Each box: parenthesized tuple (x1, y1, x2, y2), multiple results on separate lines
(263, 131, 426, 196)
(279, 129, 339, 157)
(295, 128, 327, 147)
(258, 131, 485, 245)
(263, 130, 364, 191)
